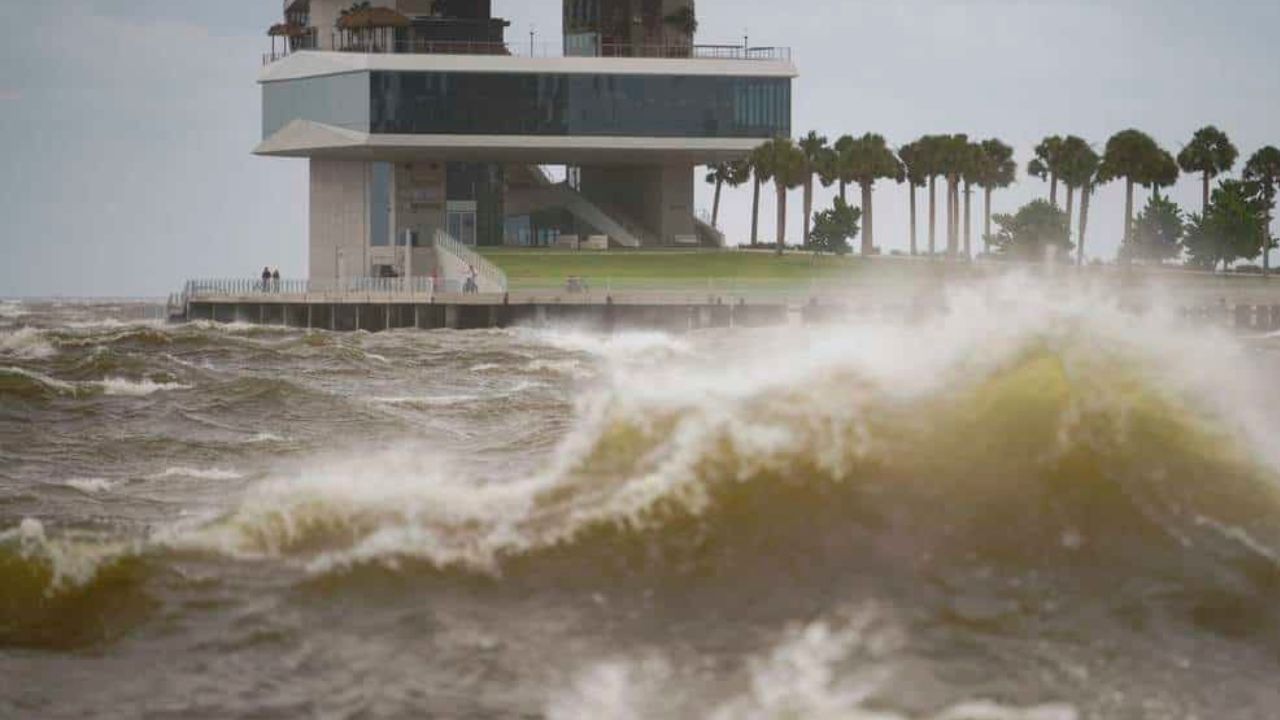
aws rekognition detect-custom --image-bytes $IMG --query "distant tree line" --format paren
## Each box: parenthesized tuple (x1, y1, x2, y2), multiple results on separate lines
(704, 127, 1280, 273)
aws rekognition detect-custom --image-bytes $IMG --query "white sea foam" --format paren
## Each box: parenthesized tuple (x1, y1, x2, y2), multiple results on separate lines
(62, 318, 163, 331)
(150, 467, 245, 481)
(65, 478, 115, 494)
(548, 610, 1077, 720)
(246, 432, 285, 444)
(525, 358, 591, 377)
(531, 328, 692, 360)
(2, 366, 78, 393)
(0, 301, 26, 319)
(372, 394, 482, 408)
(171, 274, 1280, 576)
(95, 377, 192, 396)
(0, 518, 136, 590)
(0, 327, 56, 359)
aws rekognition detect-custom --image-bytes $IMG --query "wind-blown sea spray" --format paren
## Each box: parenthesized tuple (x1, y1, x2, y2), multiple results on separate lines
(170, 275, 1280, 587)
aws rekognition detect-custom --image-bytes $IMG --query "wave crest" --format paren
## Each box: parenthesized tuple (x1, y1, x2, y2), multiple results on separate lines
(0, 519, 152, 648)
(162, 280, 1280, 644)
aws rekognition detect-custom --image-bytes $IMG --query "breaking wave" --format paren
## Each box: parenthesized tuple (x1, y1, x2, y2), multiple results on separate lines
(0, 366, 80, 399)
(547, 610, 1078, 720)
(0, 519, 152, 648)
(94, 377, 192, 397)
(0, 300, 25, 319)
(0, 367, 190, 400)
(171, 279, 1280, 633)
(0, 327, 56, 360)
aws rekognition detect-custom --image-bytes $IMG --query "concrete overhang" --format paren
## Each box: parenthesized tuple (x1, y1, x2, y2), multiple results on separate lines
(254, 121, 762, 165)
(255, 121, 766, 165)
(259, 50, 798, 83)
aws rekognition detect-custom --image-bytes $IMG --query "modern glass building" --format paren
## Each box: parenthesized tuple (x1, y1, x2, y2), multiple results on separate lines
(260, 0, 796, 281)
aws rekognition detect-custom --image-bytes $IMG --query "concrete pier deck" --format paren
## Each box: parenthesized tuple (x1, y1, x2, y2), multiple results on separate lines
(171, 268, 1280, 333)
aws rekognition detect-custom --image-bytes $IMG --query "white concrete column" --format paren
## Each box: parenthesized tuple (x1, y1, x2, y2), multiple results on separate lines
(309, 159, 371, 281)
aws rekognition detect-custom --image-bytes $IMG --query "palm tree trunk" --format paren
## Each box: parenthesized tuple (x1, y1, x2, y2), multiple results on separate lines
(1065, 186, 1075, 248)
(1202, 172, 1211, 216)
(909, 185, 918, 256)
(839, 180, 847, 204)
(963, 181, 972, 259)
(751, 176, 761, 246)
(983, 187, 993, 252)
(775, 182, 787, 256)
(953, 181, 961, 256)
(712, 178, 723, 228)
(861, 181, 874, 256)
(928, 178, 937, 256)
(943, 178, 952, 256)
(1265, 210, 1273, 277)
(1050, 175, 1058, 207)
(946, 177, 957, 257)
(1078, 183, 1091, 266)
(1123, 178, 1135, 247)
(803, 177, 813, 246)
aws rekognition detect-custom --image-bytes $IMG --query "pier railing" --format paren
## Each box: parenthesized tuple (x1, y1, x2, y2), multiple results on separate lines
(433, 230, 509, 293)
(184, 277, 439, 300)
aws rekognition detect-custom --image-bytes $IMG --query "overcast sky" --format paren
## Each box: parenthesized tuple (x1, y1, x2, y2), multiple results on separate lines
(2, 0, 1279, 297)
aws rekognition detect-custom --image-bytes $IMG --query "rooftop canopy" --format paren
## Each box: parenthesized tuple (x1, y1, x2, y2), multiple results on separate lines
(337, 7, 411, 31)
(268, 22, 310, 38)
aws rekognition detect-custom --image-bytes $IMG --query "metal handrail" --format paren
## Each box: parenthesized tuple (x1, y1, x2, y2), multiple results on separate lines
(184, 277, 438, 298)
(433, 230, 509, 292)
(264, 36, 791, 64)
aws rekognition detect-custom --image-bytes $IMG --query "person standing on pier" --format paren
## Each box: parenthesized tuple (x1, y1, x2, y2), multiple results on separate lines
(261, 267, 271, 293)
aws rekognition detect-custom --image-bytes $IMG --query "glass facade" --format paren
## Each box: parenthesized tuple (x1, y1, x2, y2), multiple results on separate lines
(369, 71, 790, 138)
(265, 70, 789, 139)
(369, 162, 392, 247)
(262, 72, 371, 137)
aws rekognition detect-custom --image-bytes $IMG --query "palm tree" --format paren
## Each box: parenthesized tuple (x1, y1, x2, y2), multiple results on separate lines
(1077, 174, 1099, 266)
(960, 141, 983, 258)
(752, 138, 807, 255)
(898, 141, 929, 256)
(915, 136, 948, 257)
(973, 139, 1016, 254)
(1243, 146, 1280, 275)
(936, 134, 969, 257)
(830, 135, 855, 202)
(1098, 129, 1165, 248)
(704, 161, 749, 229)
(749, 156, 763, 245)
(1178, 126, 1239, 214)
(1030, 135, 1066, 206)
(842, 133, 904, 255)
(798, 132, 830, 245)
(1056, 136, 1100, 250)
(1147, 149, 1180, 202)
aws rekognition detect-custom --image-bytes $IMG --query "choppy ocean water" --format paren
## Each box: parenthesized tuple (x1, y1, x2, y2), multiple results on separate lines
(4, 282, 1280, 719)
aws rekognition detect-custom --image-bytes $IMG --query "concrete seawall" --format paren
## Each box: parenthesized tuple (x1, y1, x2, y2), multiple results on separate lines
(181, 296, 1280, 333)
(184, 298, 789, 333)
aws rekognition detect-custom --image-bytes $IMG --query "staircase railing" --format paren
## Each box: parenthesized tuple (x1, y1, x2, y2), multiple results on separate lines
(433, 230, 509, 292)
(550, 183, 651, 248)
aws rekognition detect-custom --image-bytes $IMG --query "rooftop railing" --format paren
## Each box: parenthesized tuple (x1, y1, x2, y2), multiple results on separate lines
(263, 35, 790, 65)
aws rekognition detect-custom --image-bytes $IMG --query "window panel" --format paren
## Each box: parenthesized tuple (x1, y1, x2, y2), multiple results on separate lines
(367, 70, 790, 138)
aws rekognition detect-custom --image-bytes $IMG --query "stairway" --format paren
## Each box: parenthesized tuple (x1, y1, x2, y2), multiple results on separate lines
(545, 183, 649, 248)
(693, 214, 727, 248)
(433, 230, 508, 293)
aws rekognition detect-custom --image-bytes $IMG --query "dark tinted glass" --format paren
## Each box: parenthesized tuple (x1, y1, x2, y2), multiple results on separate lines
(368, 71, 790, 138)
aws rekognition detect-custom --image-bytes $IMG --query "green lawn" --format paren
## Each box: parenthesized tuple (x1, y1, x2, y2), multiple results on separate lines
(477, 248, 873, 289)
